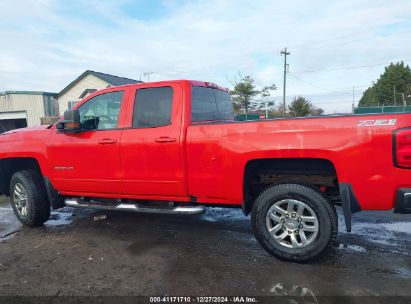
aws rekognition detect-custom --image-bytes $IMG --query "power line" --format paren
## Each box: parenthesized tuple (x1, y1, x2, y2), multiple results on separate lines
(287, 27, 385, 50)
(333, 84, 372, 90)
(294, 59, 411, 74)
(290, 20, 408, 52)
(288, 73, 375, 95)
(298, 63, 385, 73)
(314, 100, 354, 105)
(288, 73, 340, 93)
(281, 47, 290, 117)
(292, 35, 379, 52)
(289, 93, 360, 99)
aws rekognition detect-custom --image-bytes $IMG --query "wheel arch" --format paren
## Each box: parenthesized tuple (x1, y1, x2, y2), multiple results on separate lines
(243, 158, 338, 206)
(0, 157, 43, 196)
(242, 157, 360, 232)
(0, 157, 63, 209)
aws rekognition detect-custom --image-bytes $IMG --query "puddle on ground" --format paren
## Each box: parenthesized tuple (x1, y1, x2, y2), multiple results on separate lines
(270, 283, 318, 303)
(396, 266, 411, 279)
(0, 207, 21, 241)
(338, 243, 367, 253)
(0, 206, 74, 241)
(45, 211, 73, 227)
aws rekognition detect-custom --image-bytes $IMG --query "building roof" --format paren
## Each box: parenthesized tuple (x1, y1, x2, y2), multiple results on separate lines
(0, 91, 57, 96)
(56, 70, 141, 98)
(79, 88, 97, 99)
(90, 71, 140, 86)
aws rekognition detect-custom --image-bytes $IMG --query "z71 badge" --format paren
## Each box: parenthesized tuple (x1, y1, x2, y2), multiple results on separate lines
(357, 119, 397, 127)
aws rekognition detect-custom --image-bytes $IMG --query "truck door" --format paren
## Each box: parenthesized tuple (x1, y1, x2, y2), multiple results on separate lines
(120, 82, 186, 198)
(47, 89, 128, 195)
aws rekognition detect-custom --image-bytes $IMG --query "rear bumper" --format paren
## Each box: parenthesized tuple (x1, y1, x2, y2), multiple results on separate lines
(394, 188, 411, 214)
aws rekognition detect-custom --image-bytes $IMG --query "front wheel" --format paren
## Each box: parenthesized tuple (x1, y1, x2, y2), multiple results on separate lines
(251, 183, 338, 262)
(9, 170, 50, 227)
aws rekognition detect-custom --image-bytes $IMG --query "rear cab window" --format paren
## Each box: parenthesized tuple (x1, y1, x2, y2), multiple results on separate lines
(132, 87, 173, 128)
(191, 86, 234, 123)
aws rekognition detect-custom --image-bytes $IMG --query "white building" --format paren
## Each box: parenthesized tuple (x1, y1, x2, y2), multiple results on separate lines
(0, 70, 140, 132)
(56, 70, 140, 113)
(0, 91, 58, 132)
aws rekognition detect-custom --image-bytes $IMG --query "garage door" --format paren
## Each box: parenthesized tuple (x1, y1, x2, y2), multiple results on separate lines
(0, 111, 27, 132)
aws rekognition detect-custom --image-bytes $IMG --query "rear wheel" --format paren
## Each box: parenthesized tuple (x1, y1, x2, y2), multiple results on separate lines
(252, 183, 337, 262)
(9, 170, 50, 227)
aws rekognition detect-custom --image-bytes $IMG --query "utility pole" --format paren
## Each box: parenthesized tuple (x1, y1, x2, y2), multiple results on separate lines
(394, 85, 397, 106)
(281, 47, 290, 117)
(352, 87, 355, 113)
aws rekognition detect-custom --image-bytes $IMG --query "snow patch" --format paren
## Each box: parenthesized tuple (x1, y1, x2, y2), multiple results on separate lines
(381, 222, 411, 234)
(350, 221, 411, 247)
(201, 216, 217, 222)
(204, 207, 247, 220)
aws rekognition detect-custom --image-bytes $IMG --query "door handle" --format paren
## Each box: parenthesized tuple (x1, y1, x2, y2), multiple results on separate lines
(99, 138, 117, 145)
(155, 137, 176, 143)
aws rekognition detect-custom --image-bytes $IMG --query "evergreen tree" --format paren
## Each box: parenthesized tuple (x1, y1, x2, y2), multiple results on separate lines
(359, 62, 411, 106)
(288, 96, 313, 117)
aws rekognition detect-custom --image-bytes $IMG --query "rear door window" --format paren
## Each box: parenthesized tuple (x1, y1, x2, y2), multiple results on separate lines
(132, 87, 173, 128)
(191, 86, 234, 122)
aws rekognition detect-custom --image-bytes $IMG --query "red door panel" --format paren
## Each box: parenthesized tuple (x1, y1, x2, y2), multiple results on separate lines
(47, 88, 129, 196)
(120, 83, 187, 198)
(48, 130, 123, 194)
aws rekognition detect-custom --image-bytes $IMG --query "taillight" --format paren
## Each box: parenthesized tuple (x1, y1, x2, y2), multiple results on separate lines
(394, 128, 411, 168)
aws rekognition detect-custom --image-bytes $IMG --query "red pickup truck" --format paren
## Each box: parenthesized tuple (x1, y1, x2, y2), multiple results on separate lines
(1, 80, 410, 261)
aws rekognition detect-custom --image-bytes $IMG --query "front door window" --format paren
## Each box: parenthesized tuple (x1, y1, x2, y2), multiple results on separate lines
(78, 91, 124, 130)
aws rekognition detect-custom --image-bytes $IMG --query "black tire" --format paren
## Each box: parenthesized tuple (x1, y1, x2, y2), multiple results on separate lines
(9, 170, 50, 227)
(251, 183, 338, 262)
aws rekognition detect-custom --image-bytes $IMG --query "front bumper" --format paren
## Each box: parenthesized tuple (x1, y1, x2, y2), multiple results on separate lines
(394, 188, 411, 214)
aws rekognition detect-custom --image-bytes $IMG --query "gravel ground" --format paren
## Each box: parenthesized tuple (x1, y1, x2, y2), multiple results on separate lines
(0, 195, 410, 300)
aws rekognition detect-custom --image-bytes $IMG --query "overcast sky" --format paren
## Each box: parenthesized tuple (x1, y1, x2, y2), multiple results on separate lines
(1, 0, 410, 113)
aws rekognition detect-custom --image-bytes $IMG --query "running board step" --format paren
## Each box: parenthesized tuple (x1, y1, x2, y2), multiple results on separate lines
(64, 198, 205, 215)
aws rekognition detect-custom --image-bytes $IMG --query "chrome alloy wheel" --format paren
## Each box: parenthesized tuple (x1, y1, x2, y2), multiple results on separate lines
(13, 183, 29, 217)
(266, 199, 319, 249)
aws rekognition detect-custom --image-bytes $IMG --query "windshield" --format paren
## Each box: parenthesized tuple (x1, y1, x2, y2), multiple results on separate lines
(191, 86, 234, 122)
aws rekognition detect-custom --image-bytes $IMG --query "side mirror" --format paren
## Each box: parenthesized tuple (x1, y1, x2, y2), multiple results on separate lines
(56, 109, 81, 133)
